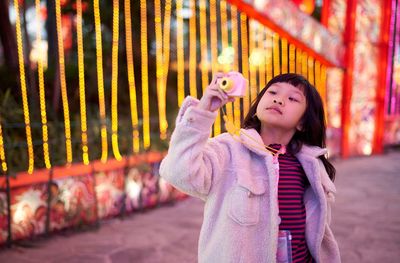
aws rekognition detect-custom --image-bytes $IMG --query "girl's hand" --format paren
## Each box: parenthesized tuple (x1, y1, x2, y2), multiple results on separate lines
(197, 73, 235, 112)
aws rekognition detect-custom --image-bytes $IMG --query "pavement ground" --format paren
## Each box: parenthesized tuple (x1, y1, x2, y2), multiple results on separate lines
(0, 151, 399, 263)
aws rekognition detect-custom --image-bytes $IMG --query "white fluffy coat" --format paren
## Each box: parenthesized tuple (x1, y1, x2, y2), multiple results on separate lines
(160, 97, 341, 263)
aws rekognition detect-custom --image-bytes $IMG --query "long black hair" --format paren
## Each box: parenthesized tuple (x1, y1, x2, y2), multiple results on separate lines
(242, 73, 336, 181)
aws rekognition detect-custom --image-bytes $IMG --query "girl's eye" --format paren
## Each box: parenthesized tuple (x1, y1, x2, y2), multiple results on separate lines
(289, 97, 299, 102)
(268, 90, 277, 95)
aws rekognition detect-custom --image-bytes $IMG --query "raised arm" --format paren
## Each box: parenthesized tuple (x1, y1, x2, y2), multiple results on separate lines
(159, 74, 235, 200)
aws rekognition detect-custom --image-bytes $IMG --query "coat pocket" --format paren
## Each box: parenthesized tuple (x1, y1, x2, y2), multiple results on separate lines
(228, 176, 266, 226)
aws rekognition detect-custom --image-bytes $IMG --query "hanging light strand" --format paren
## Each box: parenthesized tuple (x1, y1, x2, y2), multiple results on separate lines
(209, 0, 218, 74)
(209, 0, 220, 136)
(35, 0, 51, 168)
(272, 32, 280, 77)
(14, 0, 34, 173)
(296, 47, 302, 74)
(265, 28, 273, 84)
(76, 0, 89, 165)
(308, 56, 315, 86)
(199, 0, 209, 91)
(154, 0, 171, 140)
(56, 0, 73, 165)
(124, 0, 140, 154)
(189, 0, 197, 98)
(249, 20, 257, 103)
(231, 6, 241, 130)
(240, 13, 250, 115)
(301, 51, 308, 78)
(321, 64, 327, 103)
(140, 0, 150, 149)
(281, 38, 288, 74)
(220, 0, 233, 137)
(162, 0, 172, 76)
(111, 0, 122, 160)
(93, 0, 108, 161)
(0, 122, 7, 174)
(220, 0, 230, 72)
(315, 60, 321, 91)
(289, 43, 296, 73)
(320, 64, 328, 121)
(176, 0, 185, 106)
(257, 23, 266, 88)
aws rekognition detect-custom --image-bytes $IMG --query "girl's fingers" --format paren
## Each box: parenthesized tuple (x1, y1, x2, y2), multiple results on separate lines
(211, 72, 225, 85)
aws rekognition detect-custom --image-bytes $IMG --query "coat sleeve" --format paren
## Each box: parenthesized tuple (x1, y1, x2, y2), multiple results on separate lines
(159, 96, 231, 201)
(319, 160, 341, 262)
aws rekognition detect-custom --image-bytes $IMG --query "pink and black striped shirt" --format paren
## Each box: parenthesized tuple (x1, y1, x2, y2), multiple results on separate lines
(272, 144, 314, 263)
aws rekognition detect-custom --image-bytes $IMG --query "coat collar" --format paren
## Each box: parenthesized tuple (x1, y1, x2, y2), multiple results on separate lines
(238, 128, 327, 158)
(237, 128, 336, 195)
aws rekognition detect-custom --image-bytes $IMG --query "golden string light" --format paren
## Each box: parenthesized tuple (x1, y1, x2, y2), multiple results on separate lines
(321, 64, 327, 104)
(257, 23, 266, 88)
(209, 0, 217, 74)
(315, 60, 321, 91)
(320, 64, 328, 121)
(124, 0, 140, 154)
(154, 0, 171, 140)
(140, 0, 150, 149)
(14, 0, 34, 173)
(231, 6, 241, 130)
(265, 28, 273, 84)
(162, 0, 172, 77)
(273, 33, 280, 77)
(111, 0, 122, 161)
(296, 48, 302, 74)
(210, 0, 220, 136)
(281, 38, 288, 74)
(189, 0, 197, 98)
(289, 44, 296, 73)
(0, 122, 7, 173)
(240, 13, 250, 115)
(307, 56, 315, 86)
(76, 0, 89, 165)
(93, 0, 108, 161)
(35, 0, 51, 169)
(301, 51, 308, 78)
(220, 0, 230, 72)
(249, 20, 257, 103)
(199, 0, 209, 91)
(56, 0, 73, 165)
(176, 0, 185, 106)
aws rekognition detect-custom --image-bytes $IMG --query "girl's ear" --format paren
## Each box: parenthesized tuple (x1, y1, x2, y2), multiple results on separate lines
(296, 122, 303, 132)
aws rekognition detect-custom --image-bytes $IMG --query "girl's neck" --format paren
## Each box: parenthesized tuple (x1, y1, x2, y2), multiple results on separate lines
(259, 124, 296, 147)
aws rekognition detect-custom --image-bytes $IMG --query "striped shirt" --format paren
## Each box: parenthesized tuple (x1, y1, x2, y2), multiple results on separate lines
(271, 144, 314, 263)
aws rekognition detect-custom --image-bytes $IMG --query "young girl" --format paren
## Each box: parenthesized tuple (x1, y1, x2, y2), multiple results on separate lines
(160, 73, 340, 263)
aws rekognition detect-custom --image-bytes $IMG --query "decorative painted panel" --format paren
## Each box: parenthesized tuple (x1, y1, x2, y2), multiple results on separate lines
(95, 169, 125, 219)
(326, 68, 344, 156)
(50, 175, 96, 231)
(125, 167, 144, 212)
(348, 1, 382, 155)
(10, 184, 47, 240)
(327, 0, 347, 41)
(0, 191, 8, 245)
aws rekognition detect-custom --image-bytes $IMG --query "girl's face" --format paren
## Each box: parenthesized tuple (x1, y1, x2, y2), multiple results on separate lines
(256, 82, 307, 132)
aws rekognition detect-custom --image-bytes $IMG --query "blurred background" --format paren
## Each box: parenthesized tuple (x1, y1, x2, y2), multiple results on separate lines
(0, 0, 398, 258)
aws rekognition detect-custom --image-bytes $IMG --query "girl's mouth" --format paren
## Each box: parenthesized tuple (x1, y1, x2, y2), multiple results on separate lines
(266, 107, 282, 114)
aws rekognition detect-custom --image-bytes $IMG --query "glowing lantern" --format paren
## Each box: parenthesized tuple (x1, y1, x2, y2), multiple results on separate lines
(292, 0, 315, 15)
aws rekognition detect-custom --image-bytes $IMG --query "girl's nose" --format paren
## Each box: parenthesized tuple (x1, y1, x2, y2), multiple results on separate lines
(273, 99, 284, 106)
